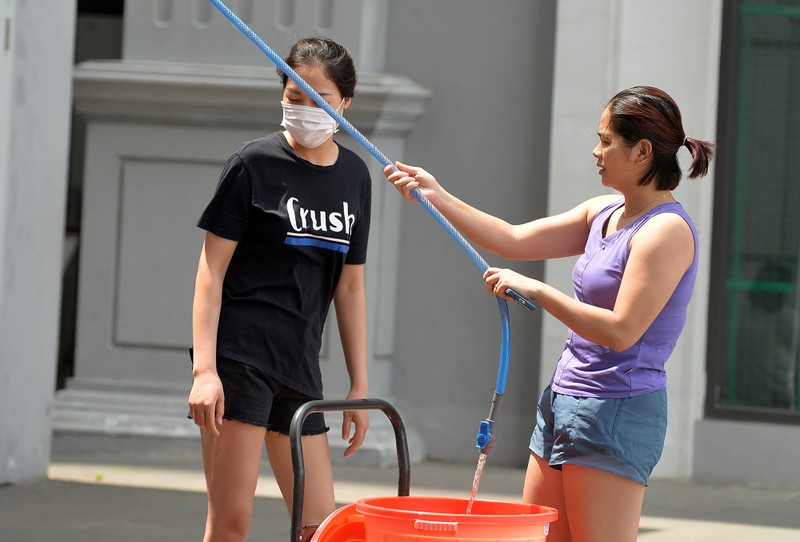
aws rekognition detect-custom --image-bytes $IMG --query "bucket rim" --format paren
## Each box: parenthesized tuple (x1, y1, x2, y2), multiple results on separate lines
(355, 495, 558, 523)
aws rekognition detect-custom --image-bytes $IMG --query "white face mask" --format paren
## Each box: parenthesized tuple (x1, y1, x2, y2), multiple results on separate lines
(280, 99, 345, 149)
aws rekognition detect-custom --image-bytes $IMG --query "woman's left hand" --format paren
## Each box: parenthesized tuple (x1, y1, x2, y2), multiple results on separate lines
(341, 390, 370, 457)
(483, 267, 535, 302)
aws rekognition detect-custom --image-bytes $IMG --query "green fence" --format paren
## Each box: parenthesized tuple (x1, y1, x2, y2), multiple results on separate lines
(720, 0, 800, 411)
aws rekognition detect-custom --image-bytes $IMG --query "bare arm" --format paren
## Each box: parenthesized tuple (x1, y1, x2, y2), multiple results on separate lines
(384, 162, 618, 261)
(485, 213, 695, 350)
(332, 263, 369, 457)
(189, 232, 237, 436)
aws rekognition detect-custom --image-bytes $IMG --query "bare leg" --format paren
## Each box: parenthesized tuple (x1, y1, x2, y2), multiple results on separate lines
(201, 420, 266, 542)
(265, 431, 336, 528)
(523, 452, 571, 542)
(562, 464, 645, 542)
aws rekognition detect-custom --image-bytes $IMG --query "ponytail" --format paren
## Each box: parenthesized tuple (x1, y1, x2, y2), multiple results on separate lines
(684, 136, 716, 179)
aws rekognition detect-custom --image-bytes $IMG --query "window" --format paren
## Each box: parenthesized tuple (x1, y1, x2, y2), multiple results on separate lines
(708, 0, 800, 421)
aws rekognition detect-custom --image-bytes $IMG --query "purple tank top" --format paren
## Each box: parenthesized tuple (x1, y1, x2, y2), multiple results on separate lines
(550, 199, 698, 398)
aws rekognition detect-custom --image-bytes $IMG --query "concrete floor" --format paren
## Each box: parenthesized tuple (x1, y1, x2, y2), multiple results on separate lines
(1, 432, 799, 541)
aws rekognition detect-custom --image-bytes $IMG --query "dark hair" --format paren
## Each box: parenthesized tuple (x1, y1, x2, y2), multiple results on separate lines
(277, 37, 357, 98)
(607, 86, 715, 190)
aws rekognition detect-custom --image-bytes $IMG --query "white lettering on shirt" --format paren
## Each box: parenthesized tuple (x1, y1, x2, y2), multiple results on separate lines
(287, 197, 356, 235)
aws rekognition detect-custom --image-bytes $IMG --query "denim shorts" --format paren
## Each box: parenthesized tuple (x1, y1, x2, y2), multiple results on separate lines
(190, 356, 328, 436)
(530, 385, 667, 486)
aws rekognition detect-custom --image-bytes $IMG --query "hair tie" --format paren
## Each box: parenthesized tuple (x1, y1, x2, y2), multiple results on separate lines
(682, 135, 689, 147)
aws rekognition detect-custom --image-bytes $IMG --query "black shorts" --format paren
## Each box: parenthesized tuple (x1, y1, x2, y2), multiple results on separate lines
(191, 355, 328, 436)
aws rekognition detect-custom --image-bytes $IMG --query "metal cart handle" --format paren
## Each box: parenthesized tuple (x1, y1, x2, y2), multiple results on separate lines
(289, 398, 412, 542)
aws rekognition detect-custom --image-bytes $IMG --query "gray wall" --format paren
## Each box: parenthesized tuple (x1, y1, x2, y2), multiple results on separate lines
(384, 1, 557, 465)
(61, 0, 556, 468)
(0, 0, 76, 483)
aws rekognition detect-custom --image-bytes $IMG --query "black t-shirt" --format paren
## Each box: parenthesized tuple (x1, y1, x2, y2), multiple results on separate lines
(198, 132, 372, 397)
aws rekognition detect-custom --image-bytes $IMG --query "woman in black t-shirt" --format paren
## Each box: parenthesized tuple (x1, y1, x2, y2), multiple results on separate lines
(189, 38, 371, 542)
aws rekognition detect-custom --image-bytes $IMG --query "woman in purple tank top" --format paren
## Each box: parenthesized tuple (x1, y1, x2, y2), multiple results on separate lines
(385, 86, 715, 542)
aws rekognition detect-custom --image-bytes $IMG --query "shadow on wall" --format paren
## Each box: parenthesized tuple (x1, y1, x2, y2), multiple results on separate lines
(58, 0, 125, 391)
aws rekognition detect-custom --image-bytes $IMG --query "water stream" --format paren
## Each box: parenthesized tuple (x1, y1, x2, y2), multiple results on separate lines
(465, 452, 488, 514)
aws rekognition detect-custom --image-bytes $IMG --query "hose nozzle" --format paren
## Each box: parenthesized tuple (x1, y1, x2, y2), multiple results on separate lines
(475, 391, 504, 455)
(475, 419, 497, 455)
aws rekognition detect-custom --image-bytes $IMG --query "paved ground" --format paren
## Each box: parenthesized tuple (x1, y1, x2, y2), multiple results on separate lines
(1, 432, 799, 541)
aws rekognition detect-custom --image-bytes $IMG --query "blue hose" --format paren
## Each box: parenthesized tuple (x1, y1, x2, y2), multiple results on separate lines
(208, 0, 533, 451)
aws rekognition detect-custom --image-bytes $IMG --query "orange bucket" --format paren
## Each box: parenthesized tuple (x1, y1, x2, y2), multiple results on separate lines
(355, 496, 557, 541)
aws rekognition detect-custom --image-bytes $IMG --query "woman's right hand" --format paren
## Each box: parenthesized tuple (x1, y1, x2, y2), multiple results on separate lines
(383, 161, 441, 203)
(188, 370, 225, 436)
